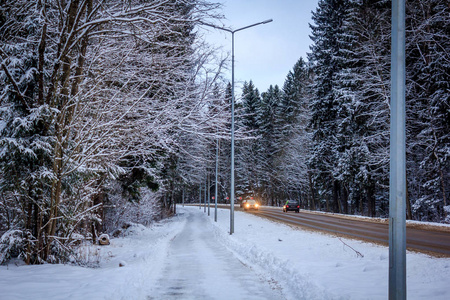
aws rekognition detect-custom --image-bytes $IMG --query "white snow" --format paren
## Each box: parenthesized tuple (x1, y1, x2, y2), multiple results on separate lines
(0, 206, 449, 300)
(0, 120, 6, 132)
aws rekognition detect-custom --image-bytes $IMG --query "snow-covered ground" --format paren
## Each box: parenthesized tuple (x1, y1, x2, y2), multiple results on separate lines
(1, 206, 449, 299)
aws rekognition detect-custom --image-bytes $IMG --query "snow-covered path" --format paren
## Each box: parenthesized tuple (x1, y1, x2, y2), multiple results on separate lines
(148, 209, 283, 299)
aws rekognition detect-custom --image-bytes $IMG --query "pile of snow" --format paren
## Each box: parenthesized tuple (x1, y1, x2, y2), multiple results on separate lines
(209, 207, 450, 299)
(0, 216, 187, 300)
(0, 206, 448, 299)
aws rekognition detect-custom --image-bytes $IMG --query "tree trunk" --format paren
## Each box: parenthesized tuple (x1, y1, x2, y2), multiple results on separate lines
(367, 183, 376, 217)
(173, 192, 176, 215)
(359, 193, 363, 215)
(342, 185, 349, 214)
(91, 179, 104, 244)
(333, 180, 342, 214)
(405, 172, 412, 220)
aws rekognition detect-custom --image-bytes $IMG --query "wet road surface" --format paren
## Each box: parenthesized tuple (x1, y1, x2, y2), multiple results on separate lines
(250, 207, 450, 257)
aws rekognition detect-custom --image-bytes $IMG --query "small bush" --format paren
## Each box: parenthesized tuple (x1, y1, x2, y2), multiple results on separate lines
(0, 230, 27, 264)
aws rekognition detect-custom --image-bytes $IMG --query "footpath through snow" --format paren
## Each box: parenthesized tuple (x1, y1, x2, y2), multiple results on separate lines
(0, 206, 449, 299)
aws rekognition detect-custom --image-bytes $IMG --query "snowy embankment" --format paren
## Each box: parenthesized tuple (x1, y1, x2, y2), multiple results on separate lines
(0, 217, 187, 300)
(208, 207, 450, 299)
(0, 206, 449, 300)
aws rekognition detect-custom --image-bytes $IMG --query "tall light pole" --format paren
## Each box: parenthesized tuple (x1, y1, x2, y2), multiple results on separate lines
(215, 138, 219, 222)
(201, 18, 273, 234)
(389, 0, 406, 299)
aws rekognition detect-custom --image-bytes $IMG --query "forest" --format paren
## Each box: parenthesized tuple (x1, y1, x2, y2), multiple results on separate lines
(0, 0, 448, 265)
(231, 0, 448, 224)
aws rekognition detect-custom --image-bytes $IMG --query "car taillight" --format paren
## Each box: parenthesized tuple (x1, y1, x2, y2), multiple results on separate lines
(286, 205, 289, 208)
(297, 205, 300, 208)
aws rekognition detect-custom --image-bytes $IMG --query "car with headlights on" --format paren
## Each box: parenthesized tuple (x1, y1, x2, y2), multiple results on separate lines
(240, 196, 254, 208)
(243, 199, 259, 211)
(283, 200, 300, 213)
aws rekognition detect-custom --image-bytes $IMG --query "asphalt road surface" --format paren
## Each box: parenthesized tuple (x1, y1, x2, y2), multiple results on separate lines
(241, 207, 450, 257)
(201, 203, 450, 257)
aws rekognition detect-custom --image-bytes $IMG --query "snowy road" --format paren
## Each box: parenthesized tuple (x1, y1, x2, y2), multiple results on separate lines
(148, 209, 284, 299)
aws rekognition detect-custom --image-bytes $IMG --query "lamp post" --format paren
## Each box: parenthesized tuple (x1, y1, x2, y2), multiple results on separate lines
(215, 138, 219, 222)
(201, 18, 273, 235)
(389, 0, 406, 299)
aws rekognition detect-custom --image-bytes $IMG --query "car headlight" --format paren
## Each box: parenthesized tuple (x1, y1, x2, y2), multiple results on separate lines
(255, 204, 259, 207)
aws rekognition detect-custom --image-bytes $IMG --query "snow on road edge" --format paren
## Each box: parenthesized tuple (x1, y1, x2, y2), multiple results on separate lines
(201, 207, 335, 300)
(107, 214, 188, 299)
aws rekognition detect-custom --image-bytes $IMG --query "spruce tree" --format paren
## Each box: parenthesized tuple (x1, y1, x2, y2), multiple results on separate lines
(405, 0, 450, 221)
(308, 0, 351, 212)
(258, 85, 284, 204)
(331, 0, 392, 216)
(280, 58, 314, 207)
(235, 81, 262, 197)
(0, 2, 54, 264)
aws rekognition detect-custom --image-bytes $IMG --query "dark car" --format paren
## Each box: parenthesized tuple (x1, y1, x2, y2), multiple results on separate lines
(243, 199, 259, 211)
(283, 200, 300, 213)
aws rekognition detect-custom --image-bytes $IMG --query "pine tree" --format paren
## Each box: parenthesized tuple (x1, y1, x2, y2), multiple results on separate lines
(280, 58, 315, 208)
(258, 85, 284, 204)
(405, 0, 450, 221)
(308, 0, 351, 212)
(0, 0, 57, 264)
(240, 81, 261, 131)
(281, 58, 310, 138)
(352, 0, 392, 217)
(235, 81, 262, 197)
(330, 0, 392, 217)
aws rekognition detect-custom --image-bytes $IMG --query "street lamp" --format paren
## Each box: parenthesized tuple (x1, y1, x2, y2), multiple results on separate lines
(389, 0, 406, 299)
(215, 138, 219, 222)
(201, 19, 273, 234)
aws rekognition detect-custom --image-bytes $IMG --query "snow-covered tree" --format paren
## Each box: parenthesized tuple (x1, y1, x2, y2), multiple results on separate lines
(0, 0, 224, 264)
(235, 81, 262, 197)
(279, 58, 315, 208)
(257, 85, 284, 205)
(308, 0, 351, 212)
(405, 0, 449, 221)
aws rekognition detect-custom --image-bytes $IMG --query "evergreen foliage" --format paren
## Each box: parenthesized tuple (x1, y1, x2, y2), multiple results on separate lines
(234, 0, 448, 222)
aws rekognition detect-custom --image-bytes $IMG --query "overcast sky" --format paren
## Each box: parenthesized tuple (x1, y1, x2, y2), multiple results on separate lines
(199, 0, 319, 93)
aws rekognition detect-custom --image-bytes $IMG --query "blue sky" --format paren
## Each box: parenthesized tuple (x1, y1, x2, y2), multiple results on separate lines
(200, 0, 319, 93)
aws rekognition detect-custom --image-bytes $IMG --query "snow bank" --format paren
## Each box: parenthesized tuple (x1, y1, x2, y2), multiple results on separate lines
(0, 216, 187, 300)
(209, 215, 330, 299)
